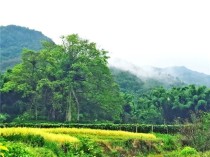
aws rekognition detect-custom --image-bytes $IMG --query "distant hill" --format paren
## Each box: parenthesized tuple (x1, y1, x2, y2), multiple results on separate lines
(110, 60, 210, 88)
(163, 66, 210, 87)
(110, 67, 185, 94)
(0, 25, 53, 71)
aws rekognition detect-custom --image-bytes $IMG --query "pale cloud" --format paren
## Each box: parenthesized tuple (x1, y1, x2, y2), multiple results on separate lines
(0, 0, 210, 74)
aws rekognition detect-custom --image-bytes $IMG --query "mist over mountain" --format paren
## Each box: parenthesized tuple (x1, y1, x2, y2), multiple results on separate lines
(0, 25, 53, 71)
(1, 25, 209, 88)
(162, 66, 210, 87)
(109, 59, 210, 87)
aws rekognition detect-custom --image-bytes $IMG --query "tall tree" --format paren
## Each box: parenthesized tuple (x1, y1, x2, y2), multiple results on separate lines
(1, 34, 123, 122)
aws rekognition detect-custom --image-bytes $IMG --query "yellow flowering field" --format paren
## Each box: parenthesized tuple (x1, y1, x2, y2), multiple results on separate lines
(43, 128, 157, 140)
(0, 127, 156, 143)
(0, 128, 79, 143)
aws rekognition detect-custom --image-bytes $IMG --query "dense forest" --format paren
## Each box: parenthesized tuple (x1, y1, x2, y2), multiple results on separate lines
(1, 33, 210, 124)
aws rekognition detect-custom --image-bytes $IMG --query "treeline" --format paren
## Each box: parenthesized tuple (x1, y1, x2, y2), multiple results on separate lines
(0, 34, 210, 124)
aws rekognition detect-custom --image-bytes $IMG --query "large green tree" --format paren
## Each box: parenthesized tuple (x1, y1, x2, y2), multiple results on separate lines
(1, 35, 123, 122)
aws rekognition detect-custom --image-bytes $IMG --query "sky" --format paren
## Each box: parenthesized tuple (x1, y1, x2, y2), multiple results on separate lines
(0, 0, 210, 75)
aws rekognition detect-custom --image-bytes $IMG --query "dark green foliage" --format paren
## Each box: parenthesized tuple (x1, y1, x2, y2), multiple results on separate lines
(0, 25, 53, 71)
(0, 113, 9, 122)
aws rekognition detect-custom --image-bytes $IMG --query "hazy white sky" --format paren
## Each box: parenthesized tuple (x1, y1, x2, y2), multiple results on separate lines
(1, 0, 210, 74)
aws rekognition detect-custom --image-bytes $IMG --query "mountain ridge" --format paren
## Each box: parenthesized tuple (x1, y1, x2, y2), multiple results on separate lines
(110, 61, 210, 87)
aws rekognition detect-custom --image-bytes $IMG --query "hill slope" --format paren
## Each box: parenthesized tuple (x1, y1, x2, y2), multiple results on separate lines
(0, 25, 53, 71)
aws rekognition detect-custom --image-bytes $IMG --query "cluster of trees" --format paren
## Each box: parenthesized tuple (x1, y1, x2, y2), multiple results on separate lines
(122, 85, 210, 124)
(0, 35, 123, 122)
(1, 33, 210, 124)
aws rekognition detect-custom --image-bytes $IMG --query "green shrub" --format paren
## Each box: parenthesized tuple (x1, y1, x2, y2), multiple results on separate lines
(65, 138, 103, 157)
(159, 134, 178, 151)
(4, 143, 34, 157)
(180, 146, 198, 156)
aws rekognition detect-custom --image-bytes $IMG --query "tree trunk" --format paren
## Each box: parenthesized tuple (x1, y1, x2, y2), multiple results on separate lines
(32, 96, 38, 120)
(35, 104, 38, 120)
(66, 91, 72, 122)
(72, 89, 80, 122)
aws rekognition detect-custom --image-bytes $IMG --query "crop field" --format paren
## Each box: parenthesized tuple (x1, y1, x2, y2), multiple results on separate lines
(1, 127, 210, 157)
(0, 127, 159, 157)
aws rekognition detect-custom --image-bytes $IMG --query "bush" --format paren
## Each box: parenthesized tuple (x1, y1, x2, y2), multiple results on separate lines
(159, 134, 178, 151)
(180, 146, 198, 156)
(64, 138, 103, 157)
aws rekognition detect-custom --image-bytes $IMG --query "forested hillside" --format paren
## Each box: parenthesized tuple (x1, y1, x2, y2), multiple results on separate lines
(0, 25, 53, 71)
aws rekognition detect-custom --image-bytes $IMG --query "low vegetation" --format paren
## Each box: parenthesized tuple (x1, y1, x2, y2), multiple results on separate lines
(0, 113, 209, 156)
(0, 127, 159, 156)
